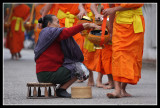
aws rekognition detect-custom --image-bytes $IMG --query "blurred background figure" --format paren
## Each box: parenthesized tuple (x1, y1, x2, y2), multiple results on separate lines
(31, 3, 46, 44)
(4, 4, 30, 60)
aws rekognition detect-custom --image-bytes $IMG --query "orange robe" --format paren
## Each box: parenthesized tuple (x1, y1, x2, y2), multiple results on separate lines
(82, 3, 100, 71)
(49, 4, 57, 15)
(96, 4, 112, 75)
(55, 4, 84, 51)
(83, 3, 112, 74)
(5, 4, 30, 54)
(112, 4, 145, 84)
(34, 4, 45, 43)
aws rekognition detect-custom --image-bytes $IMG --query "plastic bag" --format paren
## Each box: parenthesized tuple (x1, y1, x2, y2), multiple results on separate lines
(75, 62, 89, 80)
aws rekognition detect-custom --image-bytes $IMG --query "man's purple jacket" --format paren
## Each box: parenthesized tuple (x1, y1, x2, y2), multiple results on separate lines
(34, 27, 84, 77)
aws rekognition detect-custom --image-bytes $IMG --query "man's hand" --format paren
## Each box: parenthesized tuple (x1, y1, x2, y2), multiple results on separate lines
(82, 23, 101, 30)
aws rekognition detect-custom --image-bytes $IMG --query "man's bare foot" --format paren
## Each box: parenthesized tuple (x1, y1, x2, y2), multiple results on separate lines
(106, 91, 122, 98)
(87, 81, 94, 86)
(121, 90, 132, 97)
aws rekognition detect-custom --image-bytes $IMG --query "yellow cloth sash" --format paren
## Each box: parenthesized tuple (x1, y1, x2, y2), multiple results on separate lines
(57, 9, 77, 28)
(33, 20, 39, 32)
(87, 12, 93, 19)
(84, 37, 95, 52)
(116, 7, 143, 33)
(34, 19, 38, 24)
(12, 16, 25, 32)
(83, 12, 95, 52)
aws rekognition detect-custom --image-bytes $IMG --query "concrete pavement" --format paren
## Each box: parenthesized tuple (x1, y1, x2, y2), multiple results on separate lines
(3, 47, 157, 105)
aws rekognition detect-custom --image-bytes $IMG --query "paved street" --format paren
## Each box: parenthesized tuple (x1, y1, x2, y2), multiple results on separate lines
(3, 47, 157, 105)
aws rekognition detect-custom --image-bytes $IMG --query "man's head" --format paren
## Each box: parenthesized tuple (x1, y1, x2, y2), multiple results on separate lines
(38, 14, 60, 28)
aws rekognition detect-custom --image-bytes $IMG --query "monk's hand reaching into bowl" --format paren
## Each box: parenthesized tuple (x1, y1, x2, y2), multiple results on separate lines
(95, 13, 103, 21)
(83, 23, 101, 30)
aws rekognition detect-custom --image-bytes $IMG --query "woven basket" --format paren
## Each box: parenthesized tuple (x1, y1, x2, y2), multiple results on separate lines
(77, 16, 92, 37)
(87, 27, 110, 46)
(71, 86, 92, 99)
(95, 20, 102, 25)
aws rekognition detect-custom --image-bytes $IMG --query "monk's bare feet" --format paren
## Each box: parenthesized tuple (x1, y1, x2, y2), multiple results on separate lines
(103, 82, 114, 89)
(121, 90, 132, 97)
(15, 53, 19, 60)
(96, 82, 105, 88)
(87, 81, 94, 86)
(15, 56, 19, 60)
(103, 82, 109, 85)
(87, 72, 94, 86)
(107, 91, 122, 98)
(11, 53, 19, 60)
(18, 52, 21, 58)
(11, 54, 14, 60)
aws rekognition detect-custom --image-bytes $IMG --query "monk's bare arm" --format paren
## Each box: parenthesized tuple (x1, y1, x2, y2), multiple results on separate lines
(90, 3, 103, 21)
(77, 3, 87, 19)
(90, 3, 98, 15)
(102, 5, 131, 17)
(41, 4, 52, 17)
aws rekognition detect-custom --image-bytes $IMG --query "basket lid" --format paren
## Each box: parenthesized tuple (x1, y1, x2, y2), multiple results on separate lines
(90, 29, 108, 36)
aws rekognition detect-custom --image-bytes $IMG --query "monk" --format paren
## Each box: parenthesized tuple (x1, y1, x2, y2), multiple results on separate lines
(77, 3, 98, 86)
(55, 3, 87, 51)
(102, 3, 145, 98)
(5, 4, 30, 60)
(89, 3, 114, 88)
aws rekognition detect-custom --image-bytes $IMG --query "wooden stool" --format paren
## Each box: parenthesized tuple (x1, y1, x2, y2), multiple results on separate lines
(26, 82, 57, 99)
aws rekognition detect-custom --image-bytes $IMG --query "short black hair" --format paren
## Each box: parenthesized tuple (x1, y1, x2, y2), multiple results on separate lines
(38, 14, 55, 28)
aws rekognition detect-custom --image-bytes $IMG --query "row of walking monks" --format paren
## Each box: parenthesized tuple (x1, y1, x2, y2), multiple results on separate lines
(4, 3, 145, 98)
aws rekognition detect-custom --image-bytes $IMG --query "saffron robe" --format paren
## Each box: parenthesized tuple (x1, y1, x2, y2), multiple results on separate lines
(55, 3, 84, 51)
(83, 3, 112, 74)
(34, 4, 45, 43)
(5, 4, 30, 54)
(112, 3, 145, 84)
